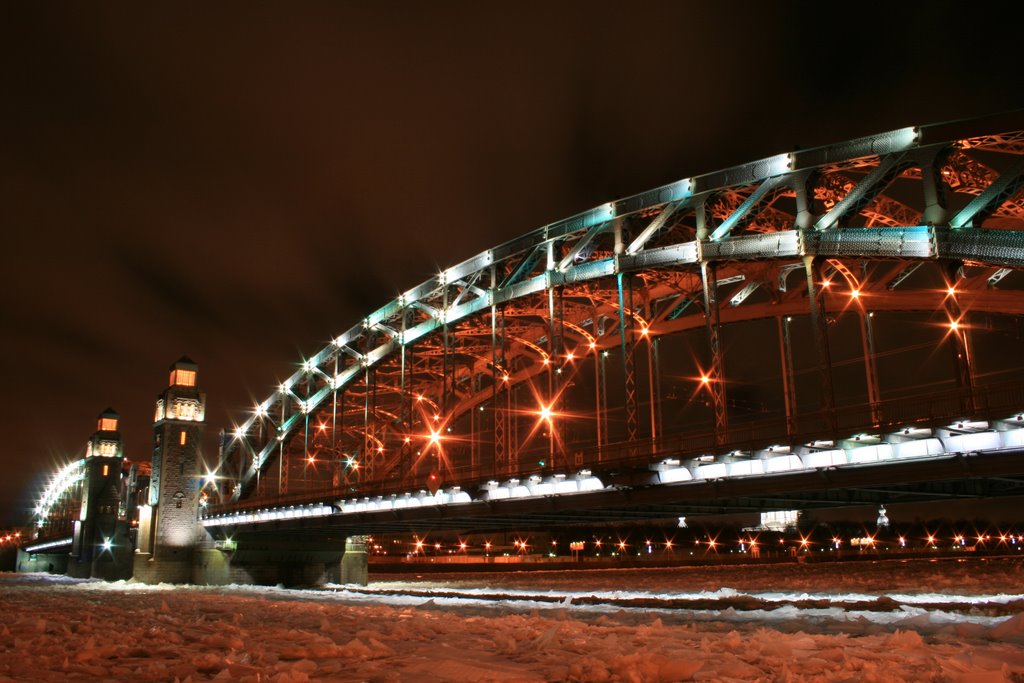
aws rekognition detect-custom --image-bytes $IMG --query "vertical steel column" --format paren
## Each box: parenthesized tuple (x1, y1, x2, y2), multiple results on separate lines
(557, 285, 566, 467)
(492, 305, 506, 476)
(804, 256, 837, 436)
(407, 345, 417, 482)
(278, 399, 287, 495)
(700, 261, 729, 444)
(776, 316, 797, 436)
(399, 311, 407, 427)
(593, 347, 602, 459)
(617, 272, 640, 446)
(398, 311, 410, 482)
(599, 348, 608, 457)
(339, 388, 346, 460)
(945, 264, 976, 413)
(331, 369, 341, 490)
(547, 279, 556, 470)
(442, 284, 450, 416)
(256, 418, 265, 497)
(859, 311, 882, 425)
(302, 372, 310, 489)
(646, 336, 657, 446)
(511, 378, 519, 474)
(370, 365, 378, 478)
(302, 411, 309, 489)
(331, 356, 338, 447)
(362, 333, 371, 483)
(650, 336, 662, 447)
(593, 314, 603, 462)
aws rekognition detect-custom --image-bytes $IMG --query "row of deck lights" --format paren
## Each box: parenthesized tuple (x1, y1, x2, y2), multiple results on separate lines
(389, 531, 1024, 556)
(206, 412, 1024, 526)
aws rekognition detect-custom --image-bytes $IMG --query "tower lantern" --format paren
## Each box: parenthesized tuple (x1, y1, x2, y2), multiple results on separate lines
(87, 408, 123, 458)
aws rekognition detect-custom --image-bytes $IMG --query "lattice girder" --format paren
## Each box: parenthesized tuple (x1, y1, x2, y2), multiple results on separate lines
(224, 113, 1024, 502)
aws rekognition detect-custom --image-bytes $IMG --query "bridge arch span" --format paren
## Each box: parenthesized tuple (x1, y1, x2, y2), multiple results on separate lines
(221, 112, 1024, 505)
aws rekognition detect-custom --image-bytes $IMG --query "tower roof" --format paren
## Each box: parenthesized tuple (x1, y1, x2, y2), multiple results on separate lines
(170, 356, 197, 370)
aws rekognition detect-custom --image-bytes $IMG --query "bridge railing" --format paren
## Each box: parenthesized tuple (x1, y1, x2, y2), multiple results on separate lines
(206, 381, 1024, 517)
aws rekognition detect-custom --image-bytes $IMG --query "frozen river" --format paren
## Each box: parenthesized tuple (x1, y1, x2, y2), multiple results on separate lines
(2, 557, 1023, 681)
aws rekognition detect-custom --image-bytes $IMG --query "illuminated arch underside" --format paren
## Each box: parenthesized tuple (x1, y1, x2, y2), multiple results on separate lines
(225, 113, 1024, 501)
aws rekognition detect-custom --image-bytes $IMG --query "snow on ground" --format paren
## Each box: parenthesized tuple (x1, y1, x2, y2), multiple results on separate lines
(2, 558, 1024, 682)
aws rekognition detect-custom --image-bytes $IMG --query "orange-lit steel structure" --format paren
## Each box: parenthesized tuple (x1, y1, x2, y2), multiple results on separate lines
(207, 112, 1024, 511)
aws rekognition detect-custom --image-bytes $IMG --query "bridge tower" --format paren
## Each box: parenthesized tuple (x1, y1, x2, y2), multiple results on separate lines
(133, 357, 206, 584)
(68, 408, 131, 579)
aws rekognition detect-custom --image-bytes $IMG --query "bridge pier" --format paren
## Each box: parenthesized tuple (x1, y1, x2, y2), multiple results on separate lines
(340, 535, 369, 586)
(15, 548, 68, 575)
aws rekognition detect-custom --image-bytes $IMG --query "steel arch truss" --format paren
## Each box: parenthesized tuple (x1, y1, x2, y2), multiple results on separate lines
(223, 112, 1024, 503)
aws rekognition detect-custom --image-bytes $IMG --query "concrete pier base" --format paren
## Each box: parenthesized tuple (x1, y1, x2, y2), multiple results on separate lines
(340, 535, 369, 586)
(132, 551, 193, 584)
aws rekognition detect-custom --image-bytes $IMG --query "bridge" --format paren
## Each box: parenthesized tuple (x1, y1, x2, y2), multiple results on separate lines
(18, 111, 1024, 585)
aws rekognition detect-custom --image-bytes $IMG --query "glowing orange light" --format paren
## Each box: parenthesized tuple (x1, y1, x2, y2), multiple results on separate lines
(543, 358, 550, 365)
(640, 326, 649, 336)
(537, 404, 553, 422)
(377, 446, 384, 453)
(307, 456, 316, 464)
(428, 430, 442, 446)
(617, 540, 627, 551)
(317, 423, 327, 432)
(484, 541, 492, 550)
(404, 437, 411, 444)
(700, 375, 710, 385)
(850, 289, 860, 299)
(664, 540, 673, 549)
(927, 535, 936, 544)
(502, 374, 510, 382)
(589, 342, 596, 350)
(459, 542, 467, 550)
(566, 351, 574, 361)
(949, 320, 960, 331)
(821, 279, 831, 288)
(433, 414, 440, 421)
(947, 286, 957, 296)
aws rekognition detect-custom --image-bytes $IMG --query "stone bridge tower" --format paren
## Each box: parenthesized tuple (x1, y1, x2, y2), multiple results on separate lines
(68, 408, 131, 579)
(133, 357, 206, 583)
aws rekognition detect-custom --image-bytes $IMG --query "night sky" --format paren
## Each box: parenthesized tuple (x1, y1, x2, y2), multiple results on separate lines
(3, 3, 1023, 527)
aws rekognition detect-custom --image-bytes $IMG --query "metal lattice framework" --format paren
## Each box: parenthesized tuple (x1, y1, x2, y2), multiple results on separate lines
(32, 459, 86, 537)
(220, 111, 1024, 506)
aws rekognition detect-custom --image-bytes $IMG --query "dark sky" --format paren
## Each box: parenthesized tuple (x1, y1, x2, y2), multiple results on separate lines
(2, 2, 1023, 527)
